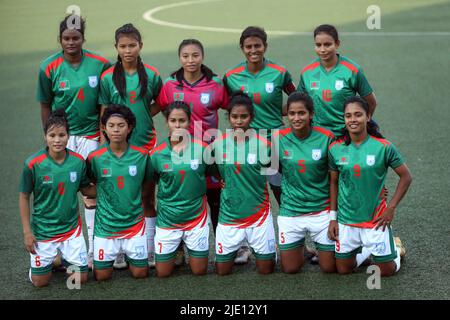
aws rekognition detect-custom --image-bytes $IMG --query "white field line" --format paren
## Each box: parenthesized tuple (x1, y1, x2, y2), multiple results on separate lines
(143, 0, 450, 36)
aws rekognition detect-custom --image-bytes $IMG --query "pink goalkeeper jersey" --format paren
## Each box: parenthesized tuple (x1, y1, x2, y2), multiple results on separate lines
(156, 74, 229, 142)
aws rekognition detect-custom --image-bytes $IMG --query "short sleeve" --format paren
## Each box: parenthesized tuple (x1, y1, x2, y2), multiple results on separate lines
(297, 74, 307, 93)
(144, 155, 154, 183)
(151, 73, 163, 101)
(282, 69, 296, 95)
(356, 68, 373, 97)
(387, 143, 404, 169)
(86, 156, 97, 182)
(79, 161, 91, 188)
(155, 82, 169, 109)
(98, 76, 111, 105)
(36, 65, 53, 103)
(328, 147, 338, 171)
(19, 163, 34, 194)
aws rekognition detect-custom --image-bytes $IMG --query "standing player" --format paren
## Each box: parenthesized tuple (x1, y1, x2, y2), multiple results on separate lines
(156, 39, 228, 265)
(19, 110, 94, 287)
(223, 26, 296, 263)
(328, 97, 412, 277)
(212, 93, 276, 275)
(151, 101, 211, 277)
(87, 105, 153, 281)
(298, 24, 377, 136)
(99, 23, 162, 268)
(37, 15, 111, 268)
(274, 92, 336, 274)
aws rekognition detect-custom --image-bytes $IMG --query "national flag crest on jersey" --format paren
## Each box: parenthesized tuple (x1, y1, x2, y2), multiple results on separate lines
(101, 168, 112, 177)
(174, 92, 184, 101)
(265, 82, 274, 93)
(247, 153, 257, 164)
(200, 93, 210, 105)
(58, 80, 70, 91)
(335, 80, 344, 91)
(70, 172, 77, 183)
(162, 163, 173, 172)
(310, 81, 320, 90)
(312, 149, 322, 161)
(129, 165, 137, 176)
(88, 76, 98, 88)
(42, 175, 53, 184)
(190, 159, 199, 170)
(283, 150, 292, 159)
(366, 155, 375, 166)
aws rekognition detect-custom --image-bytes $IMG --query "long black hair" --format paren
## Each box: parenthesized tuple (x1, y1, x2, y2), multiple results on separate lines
(113, 23, 148, 100)
(341, 96, 383, 145)
(101, 104, 136, 142)
(59, 14, 85, 41)
(228, 92, 255, 118)
(170, 39, 216, 87)
(163, 101, 191, 121)
(44, 109, 70, 134)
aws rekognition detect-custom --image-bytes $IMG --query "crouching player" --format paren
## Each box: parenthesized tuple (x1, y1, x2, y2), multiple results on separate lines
(87, 105, 153, 281)
(19, 110, 95, 287)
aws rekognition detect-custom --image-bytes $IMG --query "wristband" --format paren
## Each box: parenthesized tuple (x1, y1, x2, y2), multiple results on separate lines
(329, 210, 337, 221)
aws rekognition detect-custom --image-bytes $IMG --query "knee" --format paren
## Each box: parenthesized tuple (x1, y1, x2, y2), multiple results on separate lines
(215, 265, 232, 276)
(281, 264, 301, 274)
(156, 269, 172, 278)
(257, 264, 274, 275)
(320, 264, 337, 274)
(32, 278, 50, 288)
(95, 271, 112, 282)
(191, 268, 207, 276)
(80, 273, 89, 284)
(336, 265, 354, 275)
(131, 270, 148, 279)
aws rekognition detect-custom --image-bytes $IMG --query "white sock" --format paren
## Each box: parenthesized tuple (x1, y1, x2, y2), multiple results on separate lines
(85, 208, 95, 254)
(356, 247, 371, 267)
(394, 246, 401, 272)
(29, 268, 33, 284)
(145, 217, 156, 255)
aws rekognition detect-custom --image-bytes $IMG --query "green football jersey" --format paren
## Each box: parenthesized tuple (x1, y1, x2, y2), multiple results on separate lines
(223, 59, 295, 131)
(99, 64, 162, 150)
(275, 126, 334, 216)
(150, 138, 210, 229)
(328, 135, 404, 227)
(212, 131, 272, 227)
(87, 144, 153, 238)
(298, 54, 373, 136)
(19, 149, 90, 241)
(37, 49, 111, 137)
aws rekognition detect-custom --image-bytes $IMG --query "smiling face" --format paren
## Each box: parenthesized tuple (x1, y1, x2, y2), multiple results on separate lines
(104, 116, 131, 144)
(314, 32, 340, 63)
(241, 36, 266, 65)
(288, 101, 313, 132)
(60, 29, 84, 56)
(179, 44, 203, 74)
(115, 34, 142, 64)
(45, 125, 69, 154)
(344, 102, 370, 135)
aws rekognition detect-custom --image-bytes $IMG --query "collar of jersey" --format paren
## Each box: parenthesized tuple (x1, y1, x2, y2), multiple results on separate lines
(319, 53, 342, 74)
(45, 147, 70, 166)
(60, 49, 86, 71)
(107, 143, 130, 159)
(350, 134, 370, 148)
(244, 58, 267, 76)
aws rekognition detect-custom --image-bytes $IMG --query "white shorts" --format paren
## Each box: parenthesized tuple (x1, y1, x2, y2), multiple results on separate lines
(278, 210, 335, 252)
(335, 223, 397, 263)
(67, 135, 99, 159)
(93, 233, 148, 269)
(215, 212, 276, 262)
(30, 234, 88, 275)
(154, 220, 210, 262)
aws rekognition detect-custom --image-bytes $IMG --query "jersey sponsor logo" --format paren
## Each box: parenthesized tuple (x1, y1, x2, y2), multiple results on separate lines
(135, 246, 145, 259)
(366, 155, 376, 166)
(199, 236, 207, 250)
(58, 80, 70, 91)
(101, 168, 112, 177)
(335, 80, 344, 91)
(129, 165, 137, 176)
(162, 163, 173, 172)
(338, 157, 349, 165)
(42, 174, 53, 184)
(268, 239, 275, 252)
(70, 171, 77, 183)
(174, 92, 184, 101)
(79, 252, 87, 265)
(240, 85, 249, 94)
(283, 150, 293, 159)
(200, 93, 210, 105)
(374, 242, 387, 255)
(312, 149, 322, 161)
(190, 159, 199, 170)
(310, 81, 320, 90)
(247, 153, 257, 164)
(88, 76, 98, 88)
(265, 82, 274, 93)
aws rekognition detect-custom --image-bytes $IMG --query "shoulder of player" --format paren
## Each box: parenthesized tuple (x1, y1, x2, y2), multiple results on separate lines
(143, 63, 161, 77)
(265, 59, 288, 74)
(129, 145, 150, 156)
(100, 65, 115, 80)
(87, 146, 108, 162)
(40, 52, 65, 78)
(224, 62, 246, 78)
(25, 150, 48, 170)
(149, 141, 169, 157)
(368, 135, 392, 147)
(328, 137, 346, 150)
(300, 58, 321, 75)
(254, 133, 271, 146)
(192, 139, 209, 148)
(67, 150, 85, 162)
(338, 55, 362, 74)
(162, 75, 178, 85)
(210, 75, 225, 87)
(273, 127, 292, 139)
(312, 126, 335, 139)
(83, 49, 110, 65)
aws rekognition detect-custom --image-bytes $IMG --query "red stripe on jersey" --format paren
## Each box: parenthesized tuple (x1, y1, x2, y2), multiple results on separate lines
(346, 199, 387, 229)
(255, 134, 271, 147)
(45, 57, 64, 78)
(28, 153, 47, 170)
(328, 138, 344, 150)
(149, 141, 168, 156)
(142, 128, 157, 152)
(301, 61, 320, 74)
(166, 196, 208, 231)
(77, 88, 84, 102)
(42, 216, 82, 242)
(312, 126, 335, 139)
(131, 145, 149, 155)
(225, 66, 245, 78)
(144, 64, 160, 76)
(101, 66, 115, 80)
(339, 60, 359, 74)
(192, 139, 209, 148)
(88, 147, 108, 161)
(266, 63, 286, 74)
(84, 52, 109, 64)
(108, 217, 145, 239)
(274, 127, 292, 138)
(69, 151, 84, 161)
(84, 131, 100, 140)
(369, 135, 391, 147)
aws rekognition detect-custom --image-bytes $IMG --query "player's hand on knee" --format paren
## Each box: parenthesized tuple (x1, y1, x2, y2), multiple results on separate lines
(328, 221, 339, 241)
(24, 232, 37, 254)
